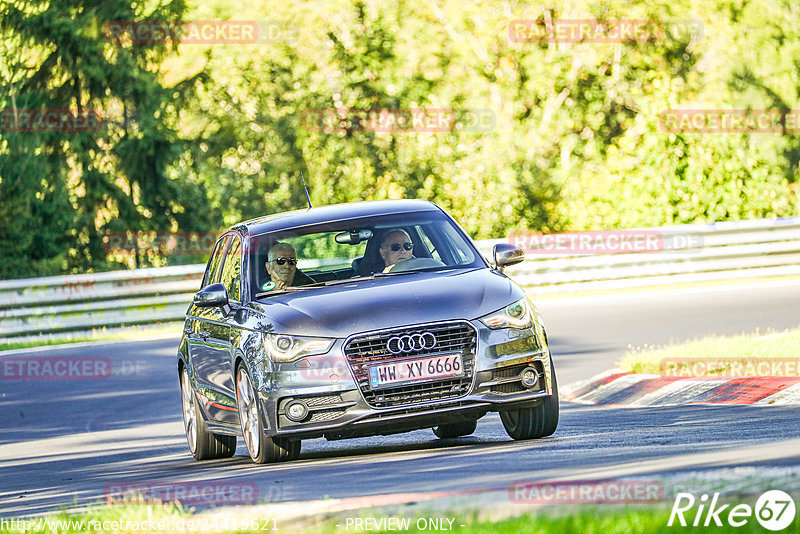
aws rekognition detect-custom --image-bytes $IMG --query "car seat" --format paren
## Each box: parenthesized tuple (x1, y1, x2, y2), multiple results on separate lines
(353, 232, 390, 276)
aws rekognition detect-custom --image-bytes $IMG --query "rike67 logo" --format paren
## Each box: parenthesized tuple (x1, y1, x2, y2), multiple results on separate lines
(669, 490, 796, 531)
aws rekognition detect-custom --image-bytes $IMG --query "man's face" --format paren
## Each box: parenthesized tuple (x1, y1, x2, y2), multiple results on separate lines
(266, 247, 297, 285)
(379, 231, 413, 267)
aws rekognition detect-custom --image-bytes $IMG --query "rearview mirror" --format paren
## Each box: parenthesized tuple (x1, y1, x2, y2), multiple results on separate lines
(335, 229, 374, 245)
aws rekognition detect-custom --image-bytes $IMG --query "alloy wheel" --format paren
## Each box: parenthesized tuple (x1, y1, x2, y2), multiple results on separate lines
(181, 368, 197, 454)
(237, 367, 261, 457)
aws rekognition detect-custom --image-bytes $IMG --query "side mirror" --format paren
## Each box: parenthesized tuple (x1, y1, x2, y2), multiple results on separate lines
(493, 243, 524, 271)
(194, 283, 230, 310)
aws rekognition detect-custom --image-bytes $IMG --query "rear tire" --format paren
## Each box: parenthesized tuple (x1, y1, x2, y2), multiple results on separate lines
(236, 364, 300, 464)
(181, 367, 236, 460)
(500, 358, 559, 440)
(433, 419, 478, 439)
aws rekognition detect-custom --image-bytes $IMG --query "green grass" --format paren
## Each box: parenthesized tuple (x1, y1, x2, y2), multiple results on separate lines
(619, 326, 800, 377)
(0, 322, 182, 352)
(4, 504, 800, 533)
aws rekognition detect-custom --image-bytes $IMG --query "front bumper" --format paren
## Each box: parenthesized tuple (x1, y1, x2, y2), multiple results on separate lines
(250, 320, 555, 440)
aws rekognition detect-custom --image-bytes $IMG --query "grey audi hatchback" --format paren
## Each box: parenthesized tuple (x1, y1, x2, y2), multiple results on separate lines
(178, 199, 558, 463)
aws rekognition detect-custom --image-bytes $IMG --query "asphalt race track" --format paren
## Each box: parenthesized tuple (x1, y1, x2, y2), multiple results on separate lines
(2, 279, 799, 517)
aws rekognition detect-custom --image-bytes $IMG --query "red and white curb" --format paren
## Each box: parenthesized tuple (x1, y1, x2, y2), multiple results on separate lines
(563, 368, 800, 406)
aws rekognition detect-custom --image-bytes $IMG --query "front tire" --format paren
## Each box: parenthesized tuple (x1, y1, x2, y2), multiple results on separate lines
(236, 364, 300, 464)
(181, 367, 236, 460)
(500, 358, 559, 440)
(433, 419, 478, 439)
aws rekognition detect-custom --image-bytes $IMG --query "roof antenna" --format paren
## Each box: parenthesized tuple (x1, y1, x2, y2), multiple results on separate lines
(300, 171, 312, 209)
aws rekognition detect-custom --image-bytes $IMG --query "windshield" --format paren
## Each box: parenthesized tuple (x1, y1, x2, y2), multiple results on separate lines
(249, 210, 485, 299)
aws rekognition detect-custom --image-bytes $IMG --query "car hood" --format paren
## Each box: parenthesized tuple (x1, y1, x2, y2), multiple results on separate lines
(248, 268, 524, 338)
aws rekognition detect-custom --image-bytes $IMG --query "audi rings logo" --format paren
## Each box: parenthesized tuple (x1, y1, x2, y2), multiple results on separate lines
(387, 332, 437, 354)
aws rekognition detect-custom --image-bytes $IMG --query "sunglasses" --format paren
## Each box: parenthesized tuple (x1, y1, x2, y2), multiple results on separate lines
(385, 242, 413, 252)
(271, 257, 297, 266)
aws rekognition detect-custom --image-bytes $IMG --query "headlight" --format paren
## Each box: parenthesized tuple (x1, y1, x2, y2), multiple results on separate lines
(264, 334, 334, 363)
(480, 298, 534, 329)
(532, 304, 547, 347)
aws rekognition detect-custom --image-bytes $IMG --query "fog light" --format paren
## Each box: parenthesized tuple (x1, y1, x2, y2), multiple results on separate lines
(286, 400, 309, 422)
(520, 368, 539, 388)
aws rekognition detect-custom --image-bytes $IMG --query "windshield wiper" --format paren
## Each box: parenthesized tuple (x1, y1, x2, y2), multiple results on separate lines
(372, 270, 417, 277)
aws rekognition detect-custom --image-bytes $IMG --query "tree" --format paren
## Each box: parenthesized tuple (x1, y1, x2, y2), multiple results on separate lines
(0, 0, 217, 278)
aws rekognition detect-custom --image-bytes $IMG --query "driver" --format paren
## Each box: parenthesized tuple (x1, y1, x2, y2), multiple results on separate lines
(379, 229, 415, 273)
(262, 242, 314, 290)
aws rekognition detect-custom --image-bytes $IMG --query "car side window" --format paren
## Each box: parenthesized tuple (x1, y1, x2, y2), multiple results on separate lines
(202, 236, 230, 288)
(219, 235, 242, 302)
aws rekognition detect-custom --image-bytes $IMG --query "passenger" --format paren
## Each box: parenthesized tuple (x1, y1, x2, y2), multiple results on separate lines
(262, 242, 314, 290)
(379, 229, 415, 273)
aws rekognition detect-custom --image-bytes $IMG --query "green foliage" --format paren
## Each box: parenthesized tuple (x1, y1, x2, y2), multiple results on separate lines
(550, 0, 800, 229)
(1, 0, 799, 279)
(0, 0, 216, 278)
(0, 117, 75, 277)
(178, 0, 798, 240)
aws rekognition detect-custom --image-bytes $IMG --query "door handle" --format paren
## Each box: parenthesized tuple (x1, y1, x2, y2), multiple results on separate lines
(200, 330, 211, 340)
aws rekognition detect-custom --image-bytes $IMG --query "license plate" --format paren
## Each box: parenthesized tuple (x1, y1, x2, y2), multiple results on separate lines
(369, 353, 464, 388)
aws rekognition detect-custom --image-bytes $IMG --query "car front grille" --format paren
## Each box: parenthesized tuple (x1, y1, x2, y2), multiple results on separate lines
(344, 321, 477, 408)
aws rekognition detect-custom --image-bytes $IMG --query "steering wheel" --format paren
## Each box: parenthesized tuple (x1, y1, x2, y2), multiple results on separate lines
(387, 257, 446, 272)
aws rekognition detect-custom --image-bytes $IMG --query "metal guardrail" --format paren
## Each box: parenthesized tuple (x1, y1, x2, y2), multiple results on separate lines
(476, 217, 800, 293)
(1, 217, 799, 341)
(0, 265, 204, 340)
